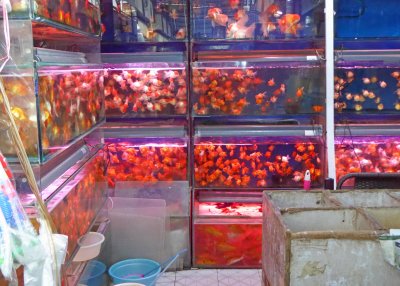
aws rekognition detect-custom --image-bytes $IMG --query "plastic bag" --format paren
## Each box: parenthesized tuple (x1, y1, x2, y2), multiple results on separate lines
(0, 0, 11, 73)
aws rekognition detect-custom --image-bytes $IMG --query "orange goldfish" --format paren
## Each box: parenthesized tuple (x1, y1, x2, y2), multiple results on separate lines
(296, 86, 304, 97)
(278, 14, 301, 35)
(208, 8, 229, 27)
(229, 0, 240, 9)
(255, 92, 266, 104)
(267, 78, 275, 86)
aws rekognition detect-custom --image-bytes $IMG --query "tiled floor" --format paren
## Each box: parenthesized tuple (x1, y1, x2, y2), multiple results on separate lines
(156, 269, 262, 286)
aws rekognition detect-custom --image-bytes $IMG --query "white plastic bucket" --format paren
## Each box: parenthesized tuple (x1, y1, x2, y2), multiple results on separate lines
(73, 232, 105, 262)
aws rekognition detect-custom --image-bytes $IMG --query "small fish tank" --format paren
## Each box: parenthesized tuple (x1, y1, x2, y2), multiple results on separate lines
(0, 48, 104, 163)
(193, 190, 262, 267)
(335, 51, 400, 122)
(194, 125, 324, 189)
(102, 53, 187, 118)
(192, 52, 325, 117)
(335, 0, 400, 40)
(101, 0, 188, 43)
(8, 0, 101, 36)
(103, 124, 188, 188)
(191, 0, 324, 41)
(335, 125, 400, 184)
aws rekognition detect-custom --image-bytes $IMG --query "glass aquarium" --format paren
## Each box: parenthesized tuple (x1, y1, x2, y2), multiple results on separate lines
(101, 0, 188, 43)
(0, 49, 104, 163)
(194, 125, 324, 189)
(335, 126, 400, 184)
(7, 0, 101, 36)
(102, 53, 187, 118)
(192, 52, 325, 117)
(334, 51, 400, 122)
(335, 0, 400, 40)
(191, 0, 325, 41)
(48, 149, 107, 259)
(193, 191, 262, 268)
(103, 124, 188, 188)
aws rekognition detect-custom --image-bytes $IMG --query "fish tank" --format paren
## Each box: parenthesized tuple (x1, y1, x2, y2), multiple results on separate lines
(335, 0, 400, 41)
(335, 125, 400, 185)
(194, 125, 324, 189)
(103, 124, 188, 188)
(192, 52, 325, 117)
(193, 190, 262, 267)
(0, 48, 105, 163)
(101, 0, 188, 43)
(335, 51, 400, 123)
(102, 53, 187, 118)
(7, 0, 101, 36)
(191, 0, 325, 41)
(21, 145, 107, 260)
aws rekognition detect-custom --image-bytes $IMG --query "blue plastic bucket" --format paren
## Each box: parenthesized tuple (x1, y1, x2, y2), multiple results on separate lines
(108, 259, 161, 286)
(79, 260, 106, 286)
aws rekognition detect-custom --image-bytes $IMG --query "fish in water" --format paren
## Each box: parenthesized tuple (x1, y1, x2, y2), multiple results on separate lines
(278, 14, 301, 35)
(207, 8, 229, 27)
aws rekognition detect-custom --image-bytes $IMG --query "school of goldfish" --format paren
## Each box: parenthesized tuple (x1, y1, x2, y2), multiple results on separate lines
(1, 71, 103, 160)
(334, 69, 400, 112)
(198, 202, 262, 217)
(194, 141, 322, 188)
(206, 2, 302, 39)
(104, 69, 187, 116)
(10, 0, 101, 35)
(193, 68, 323, 116)
(105, 141, 187, 188)
(335, 138, 400, 182)
(194, 223, 262, 267)
(50, 154, 106, 258)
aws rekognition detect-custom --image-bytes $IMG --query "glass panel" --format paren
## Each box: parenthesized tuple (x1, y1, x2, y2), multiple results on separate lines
(194, 135, 323, 189)
(192, 58, 325, 117)
(194, 218, 262, 267)
(103, 63, 187, 118)
(191, 0, 325, 41)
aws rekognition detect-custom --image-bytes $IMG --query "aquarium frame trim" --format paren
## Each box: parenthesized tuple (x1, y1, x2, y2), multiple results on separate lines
(101, 51, 186, 63)
(326, 0, 336, 189)
(194, 125, 323, 138)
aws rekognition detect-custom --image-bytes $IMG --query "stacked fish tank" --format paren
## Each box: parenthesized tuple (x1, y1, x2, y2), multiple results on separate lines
(190, 0, 326, 268)
(193, 190, 262, 267)
(102, 124, 191, 268)
(191, 0, 324, 42)
(0, 0, 112, 283)
(102, 53, 187, 119)
(8, 0, 101, 36)
(334, 1, 400, 188)
(101, 0, 188, 44)
(0, 48, 104, 164)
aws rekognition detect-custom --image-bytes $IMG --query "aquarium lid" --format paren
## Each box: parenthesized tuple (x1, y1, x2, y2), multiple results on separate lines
(101, 52, 186, 64)
(34, 48, 88, 65)
(336, 50, 400, 63)
(103, 125, 187, 139)
(335, 125, 400, 136)
(195, 125, 323, 137)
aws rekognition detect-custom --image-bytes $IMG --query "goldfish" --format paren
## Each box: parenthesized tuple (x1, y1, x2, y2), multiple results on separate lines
(261, 21, 277, 37)
(207, 8, 229, 27)
(296, 86, 304, 97)
(362, 77, 370, 84)
(267, 78, 275, 86)
(278, 14, 301, 35)
(312, 105, 324, 113)
(170, 9, 179, 20)
(175, 28, 186, 39)
(379, 81, 387, 88)
(255, 92, 266, 104)
(391, 71, 400, 78)
(229, 0, 240, 9)
(262, 3, 282, 18)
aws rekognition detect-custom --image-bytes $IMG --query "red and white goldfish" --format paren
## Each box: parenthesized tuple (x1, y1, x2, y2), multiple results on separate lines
(207, 8, 229, 27)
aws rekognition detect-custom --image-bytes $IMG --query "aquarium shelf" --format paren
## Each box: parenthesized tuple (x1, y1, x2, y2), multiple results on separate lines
(335, 40, 400, 51)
